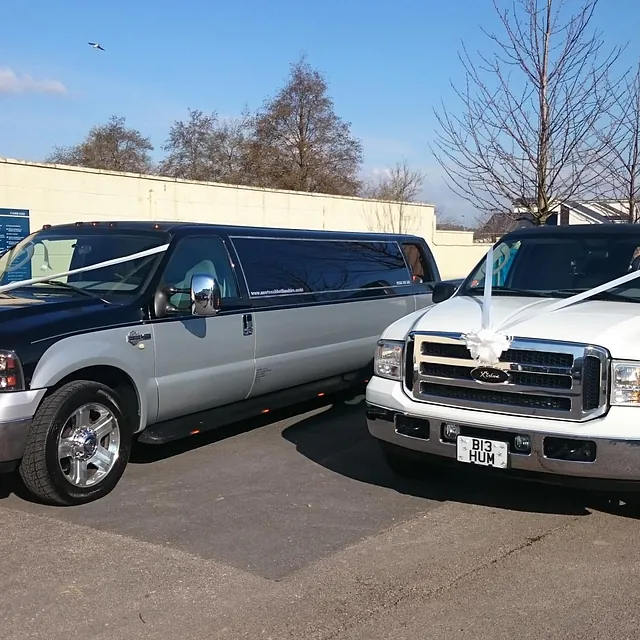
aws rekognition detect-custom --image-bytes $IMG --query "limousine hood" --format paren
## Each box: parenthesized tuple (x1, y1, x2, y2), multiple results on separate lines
(0, 290, 142, 345)
(382, 295, 640, 360)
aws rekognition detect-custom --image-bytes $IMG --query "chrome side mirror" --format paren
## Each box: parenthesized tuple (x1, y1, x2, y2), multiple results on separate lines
(190, 273, 221, 316)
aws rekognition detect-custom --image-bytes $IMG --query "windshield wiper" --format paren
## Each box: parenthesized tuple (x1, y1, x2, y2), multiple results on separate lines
(467, 286, 549, 297)
(37, 280, 108, 302)
(548, 288, 639, 303)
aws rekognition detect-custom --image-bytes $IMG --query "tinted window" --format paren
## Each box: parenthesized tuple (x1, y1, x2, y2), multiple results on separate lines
(462, 233, 640, 302)
(401, 243, 435, 283)
(159, 236, 239, 311)
(231, 237, 411, 297)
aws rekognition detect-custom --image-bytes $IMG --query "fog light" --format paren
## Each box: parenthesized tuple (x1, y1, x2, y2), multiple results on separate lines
(442, 422, 461, 441)
(543, 437, 596, 462)
(514, 434, 531, 453)
(396, 416, 430, 439)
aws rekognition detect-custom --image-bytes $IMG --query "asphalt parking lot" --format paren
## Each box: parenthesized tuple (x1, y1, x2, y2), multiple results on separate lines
(1, 390, 640, 640)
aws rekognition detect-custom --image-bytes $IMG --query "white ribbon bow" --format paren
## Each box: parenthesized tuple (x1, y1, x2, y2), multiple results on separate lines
(464, 326, 512, 366)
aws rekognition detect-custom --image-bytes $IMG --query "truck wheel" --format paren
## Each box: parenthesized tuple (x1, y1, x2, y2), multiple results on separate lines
(18, 380, 133, 506)
(377, 440, 433, 480)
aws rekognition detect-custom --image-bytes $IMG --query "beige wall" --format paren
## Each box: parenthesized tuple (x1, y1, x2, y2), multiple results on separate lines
(0, 157, 488, 279)
(430, 225, 487, 279)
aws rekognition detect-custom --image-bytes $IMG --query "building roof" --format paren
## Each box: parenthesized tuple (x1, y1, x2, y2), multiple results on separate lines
(566, 201, 628, 223)
(511, 198, 631, 223)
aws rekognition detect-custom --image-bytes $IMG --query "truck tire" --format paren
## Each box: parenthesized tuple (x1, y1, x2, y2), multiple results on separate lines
(377, 440, 434, 480)
(18, 380, 133, 506)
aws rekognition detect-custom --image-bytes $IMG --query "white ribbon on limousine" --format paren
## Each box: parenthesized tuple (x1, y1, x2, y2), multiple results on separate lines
(0, 243, 170, 294)
(463, 245, 640, 365)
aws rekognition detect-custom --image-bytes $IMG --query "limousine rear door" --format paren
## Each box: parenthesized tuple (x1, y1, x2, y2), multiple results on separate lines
(151, 234, 256, 422)
(229, 235, 414, 397)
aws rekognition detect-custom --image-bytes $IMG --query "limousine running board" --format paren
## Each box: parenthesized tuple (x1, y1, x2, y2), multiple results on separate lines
(137, 370, 370, 445)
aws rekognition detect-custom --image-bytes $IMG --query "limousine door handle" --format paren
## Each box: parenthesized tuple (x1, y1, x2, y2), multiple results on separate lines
(242, 313, 253, 336)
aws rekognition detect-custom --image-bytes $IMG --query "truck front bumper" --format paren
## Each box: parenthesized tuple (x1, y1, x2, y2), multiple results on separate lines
(366, 377, 640, 485)
(0, 389, 47, 471)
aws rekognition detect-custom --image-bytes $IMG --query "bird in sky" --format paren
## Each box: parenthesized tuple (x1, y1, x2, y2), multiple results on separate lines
(88, 42, 105, 51)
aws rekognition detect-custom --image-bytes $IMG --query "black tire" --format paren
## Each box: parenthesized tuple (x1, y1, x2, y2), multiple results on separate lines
(377, 440, 435, 480)
(18, 380, 133, 506)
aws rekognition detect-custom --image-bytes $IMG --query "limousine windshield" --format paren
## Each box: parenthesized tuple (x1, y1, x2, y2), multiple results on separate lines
(0, 228, 169, 295)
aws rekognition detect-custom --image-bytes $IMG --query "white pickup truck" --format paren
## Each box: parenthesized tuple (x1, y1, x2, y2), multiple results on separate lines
(366, 223, 640, 494)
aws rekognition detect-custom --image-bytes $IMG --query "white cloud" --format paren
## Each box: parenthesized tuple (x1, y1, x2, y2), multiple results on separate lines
(0, 67, 66, 95)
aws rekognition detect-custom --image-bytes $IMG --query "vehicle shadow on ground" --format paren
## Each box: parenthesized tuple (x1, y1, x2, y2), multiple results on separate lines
(127, 391, 361, 465)
(0, 391, 360, 504)
(279, 399, 640, 521)
(0, 390, 637, 523)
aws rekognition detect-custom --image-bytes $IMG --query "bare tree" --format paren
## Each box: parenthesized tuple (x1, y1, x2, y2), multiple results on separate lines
(211, 110, 254, 185)
(431, 0, 624, 224)
(158, 108, 253, 184)
(596, 63, 640, 223)
(436, 213, 467, 231)
(46, 116, 154, 173)
(159, 109, 219, 181)
(365, 160, 424, 201)
(246, 56, 363, 195)
(363, 161, 426, 234)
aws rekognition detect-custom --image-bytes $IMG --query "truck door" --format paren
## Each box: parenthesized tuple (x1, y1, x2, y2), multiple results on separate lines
(151, 234, 256, 423)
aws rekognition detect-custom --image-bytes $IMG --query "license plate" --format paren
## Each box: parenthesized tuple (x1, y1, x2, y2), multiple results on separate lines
(456, 435, 508, 469)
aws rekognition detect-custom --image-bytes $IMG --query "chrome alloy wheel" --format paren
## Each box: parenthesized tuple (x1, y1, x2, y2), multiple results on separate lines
(57, 403, 121, 488)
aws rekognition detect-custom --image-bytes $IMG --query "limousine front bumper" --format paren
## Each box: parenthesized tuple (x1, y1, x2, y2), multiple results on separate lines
(366, 376, 640, 486)
(0, 389, 47, 471)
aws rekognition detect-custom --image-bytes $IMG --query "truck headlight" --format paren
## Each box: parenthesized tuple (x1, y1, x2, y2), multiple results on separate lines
(611, 361, 640, 405)
(374, 340, 404, 381)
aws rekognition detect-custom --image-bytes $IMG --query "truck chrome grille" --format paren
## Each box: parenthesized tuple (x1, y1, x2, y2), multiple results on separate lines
(406, 331, 609, 421)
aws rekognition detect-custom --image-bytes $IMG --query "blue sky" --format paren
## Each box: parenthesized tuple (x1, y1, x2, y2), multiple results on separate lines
(2, 0, 640, 223)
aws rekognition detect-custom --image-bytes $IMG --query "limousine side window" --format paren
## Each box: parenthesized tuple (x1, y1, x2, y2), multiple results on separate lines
(401, 242, 435, 284)
(231, 237, 412, 297)
(160, 236, 239, 311)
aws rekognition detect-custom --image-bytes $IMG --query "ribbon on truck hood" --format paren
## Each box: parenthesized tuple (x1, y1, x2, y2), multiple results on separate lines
(463, 244, 513, 365)
(463, 244, 640, 365)
(0, 243, 170, 294)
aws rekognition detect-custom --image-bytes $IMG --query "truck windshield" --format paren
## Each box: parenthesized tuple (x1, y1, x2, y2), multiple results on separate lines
(0, 228, 170, 298)
(461, 232, 640, 303)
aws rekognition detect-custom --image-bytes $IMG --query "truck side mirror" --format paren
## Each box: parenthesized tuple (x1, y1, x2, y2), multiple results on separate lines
(432, 280, 459, 304)
(190, 273, 221, 316)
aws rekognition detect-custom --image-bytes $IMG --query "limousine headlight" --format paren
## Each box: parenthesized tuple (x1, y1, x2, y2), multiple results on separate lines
(611, 361, 640, 405)
(374, 340, 404, 381)
(0, 351, 24, 392)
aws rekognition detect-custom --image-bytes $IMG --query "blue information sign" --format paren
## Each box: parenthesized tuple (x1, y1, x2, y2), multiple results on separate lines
(0, 208, 31, 283)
